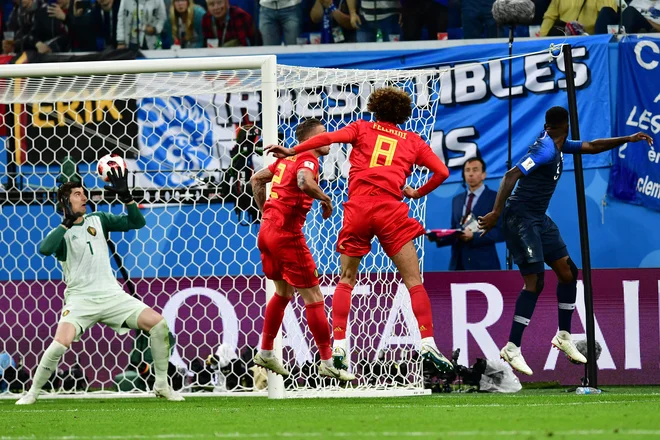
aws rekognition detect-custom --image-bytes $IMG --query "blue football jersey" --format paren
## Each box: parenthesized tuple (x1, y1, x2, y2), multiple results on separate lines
(507, 131, 583, 217)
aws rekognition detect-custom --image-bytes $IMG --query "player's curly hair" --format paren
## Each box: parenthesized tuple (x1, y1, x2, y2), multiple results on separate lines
(57, 181, 83, 213)
(367, 87, 413, 126)
(295, 118, 324, 142)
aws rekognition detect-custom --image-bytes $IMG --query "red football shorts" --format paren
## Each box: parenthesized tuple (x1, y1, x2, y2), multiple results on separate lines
(337, 195, 425, 258)
(258, 220, 319, 289)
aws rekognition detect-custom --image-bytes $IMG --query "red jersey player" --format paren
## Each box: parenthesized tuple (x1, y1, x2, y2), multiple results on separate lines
(251, 118, 355, 382)
(266, 87, 453, 374)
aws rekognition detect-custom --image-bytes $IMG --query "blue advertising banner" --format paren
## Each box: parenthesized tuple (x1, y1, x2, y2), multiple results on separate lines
(608, 36, 660, 212)
(276, 35, 613, 182)
(130, 36, 613, 188)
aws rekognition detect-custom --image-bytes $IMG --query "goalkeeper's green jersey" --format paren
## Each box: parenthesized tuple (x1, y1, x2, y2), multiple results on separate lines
(39, 203, 146, 299)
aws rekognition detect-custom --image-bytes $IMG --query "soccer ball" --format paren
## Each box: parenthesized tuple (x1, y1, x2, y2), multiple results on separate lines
(97, 154, 127, 182)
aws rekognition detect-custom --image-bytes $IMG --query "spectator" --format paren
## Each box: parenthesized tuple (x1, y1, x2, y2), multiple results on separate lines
(309, 0, 356, 43)
(533, 0, 552, 24)
(94, 0, 121, 49)
(202, 0, 254, 47)
(117, 0, 167, 50)
(449, 158, 504, 271)
(5, 0, 39, 54)
(462, 0, 497, 39)
(622, 0, 660, 32)
(541, 0, 617, 36)
(259, 0, 301, 45)
(162, 0, 207, 9)
(401, 0, 447, 41)
(24, 0, 71, 54)
(168, 0, 205, 47)
(594, 4, 618, 34)
(346, 0, 400, 42)
(67, 0, 120, 51)
(66, 0, 98, 51)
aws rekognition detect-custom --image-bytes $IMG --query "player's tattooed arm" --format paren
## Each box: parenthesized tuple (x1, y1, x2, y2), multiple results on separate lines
(297, 169, 333, 219)
(580, 132, 653, 154)
(250, 167, 275, 212)
(478, 166, 523, 234)
(297, 170, 307, 189)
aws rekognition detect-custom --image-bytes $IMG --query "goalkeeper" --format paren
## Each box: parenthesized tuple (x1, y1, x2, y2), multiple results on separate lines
(16, 169, 183, 404)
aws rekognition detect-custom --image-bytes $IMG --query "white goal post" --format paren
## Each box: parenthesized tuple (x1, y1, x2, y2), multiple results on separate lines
(0, 55, 442, 399)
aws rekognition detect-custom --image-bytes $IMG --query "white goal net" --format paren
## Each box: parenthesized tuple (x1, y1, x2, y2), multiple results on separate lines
(0, 56, 442, 398)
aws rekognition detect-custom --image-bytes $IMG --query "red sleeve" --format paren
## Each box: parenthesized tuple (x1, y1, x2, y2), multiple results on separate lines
(293, 121, 361, 154)
(294, 154, 319, 177)
(415, 144, 449, 197)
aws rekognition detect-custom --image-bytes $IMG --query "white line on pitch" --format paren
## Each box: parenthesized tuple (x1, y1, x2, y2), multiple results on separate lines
(383, 398, 660, 409)
(3, 397, 660, 414)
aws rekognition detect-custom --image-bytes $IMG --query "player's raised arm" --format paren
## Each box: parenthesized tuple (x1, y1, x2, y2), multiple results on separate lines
(573, 132, 653, 155)
(404, 146, 449, 199)
(297, 168, 333, 219)
(101, 169, 146, 231)
(250, 166, 275, 212)
(265, 123, 359, 158)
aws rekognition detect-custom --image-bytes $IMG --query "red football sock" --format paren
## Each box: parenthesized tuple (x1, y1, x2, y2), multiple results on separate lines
(332, 283, 353, 340)
(261, 294, 291, 350)
(409, 284, 434, 339)
(305, 301, 332, 360)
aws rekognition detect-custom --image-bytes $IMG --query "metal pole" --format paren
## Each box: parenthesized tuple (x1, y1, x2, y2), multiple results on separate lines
(261, 55, 285, 399)
(506, 26, 514, 270)
(562, 44, 598, 389)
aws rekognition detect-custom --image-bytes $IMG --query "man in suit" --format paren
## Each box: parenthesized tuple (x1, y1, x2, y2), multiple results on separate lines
(449, 157, 504, 270)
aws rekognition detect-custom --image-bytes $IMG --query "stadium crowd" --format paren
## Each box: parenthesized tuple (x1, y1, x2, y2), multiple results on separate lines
(1, 0, 658, 54)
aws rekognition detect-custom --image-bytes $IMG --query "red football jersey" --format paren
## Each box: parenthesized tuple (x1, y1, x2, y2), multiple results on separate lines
(293, 119, 448, 199)
(263, 152, 319, 231)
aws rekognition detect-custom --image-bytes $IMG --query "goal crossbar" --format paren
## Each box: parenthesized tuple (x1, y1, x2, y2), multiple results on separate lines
(0, 55, 277, 78)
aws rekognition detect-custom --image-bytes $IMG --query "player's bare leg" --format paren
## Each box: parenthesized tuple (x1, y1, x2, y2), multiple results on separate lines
(548, 256, 587, 364)
(16, 323, 76, 405)
(255, 280, 293, 377)
(390, 241, 453, 374)
(331, 254, 361, 370)
(137, 308, 185, 401)
(501, 272, 539, 375)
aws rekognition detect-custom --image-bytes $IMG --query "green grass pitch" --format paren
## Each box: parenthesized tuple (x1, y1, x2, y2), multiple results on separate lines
(3, 387, 660, 440)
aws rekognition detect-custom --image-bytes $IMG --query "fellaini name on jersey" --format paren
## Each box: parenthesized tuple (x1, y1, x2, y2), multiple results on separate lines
(372, 122, 408, 139)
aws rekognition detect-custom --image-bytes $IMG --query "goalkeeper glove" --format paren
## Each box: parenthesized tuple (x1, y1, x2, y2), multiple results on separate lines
(61, 196, 82, 228)
(104, 168, 133, 203)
